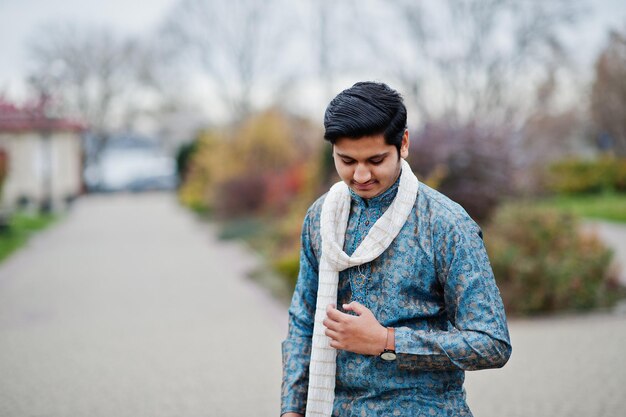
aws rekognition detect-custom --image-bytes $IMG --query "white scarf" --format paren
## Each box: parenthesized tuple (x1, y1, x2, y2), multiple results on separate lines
(305, 159, 419, 417)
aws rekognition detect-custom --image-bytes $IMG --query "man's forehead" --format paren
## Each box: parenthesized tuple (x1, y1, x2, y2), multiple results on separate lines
(334, 149, 390, 158)
(332, 134, 394, 156)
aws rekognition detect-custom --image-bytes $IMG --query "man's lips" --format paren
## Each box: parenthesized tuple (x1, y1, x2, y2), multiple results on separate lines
(353, 181, 376, 191)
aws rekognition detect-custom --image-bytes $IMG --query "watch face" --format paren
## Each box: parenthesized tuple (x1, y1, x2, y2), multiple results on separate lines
(381, 351, 397, 361)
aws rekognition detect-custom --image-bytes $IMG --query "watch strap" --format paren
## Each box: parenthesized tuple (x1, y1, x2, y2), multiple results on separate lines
(385, 327, 395, 352)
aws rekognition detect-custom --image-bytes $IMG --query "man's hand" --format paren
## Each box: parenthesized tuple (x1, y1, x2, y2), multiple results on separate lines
(281, 413, 303, 417)
(323, 301, 387, 355)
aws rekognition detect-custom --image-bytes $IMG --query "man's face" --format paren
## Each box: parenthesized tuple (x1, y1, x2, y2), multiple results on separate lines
(332, 131, 409, 199)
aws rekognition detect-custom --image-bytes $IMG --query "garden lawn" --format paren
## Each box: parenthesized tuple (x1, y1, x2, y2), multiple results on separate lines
(0, 212, 57, 262)
(537, 193, 626, 223)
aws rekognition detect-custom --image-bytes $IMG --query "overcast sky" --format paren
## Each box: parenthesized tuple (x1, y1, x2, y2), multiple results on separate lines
(0, 0, 177, 98)
(1, 0, 625, 104)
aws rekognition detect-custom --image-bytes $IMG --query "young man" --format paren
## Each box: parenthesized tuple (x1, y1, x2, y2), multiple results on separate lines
(281, 82, 511, 417)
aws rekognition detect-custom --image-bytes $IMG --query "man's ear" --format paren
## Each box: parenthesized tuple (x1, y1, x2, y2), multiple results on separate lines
(400, 130, 410, 159)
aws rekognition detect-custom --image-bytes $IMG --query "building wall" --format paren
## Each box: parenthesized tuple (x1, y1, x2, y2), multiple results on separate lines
(0, 131, 82, 210)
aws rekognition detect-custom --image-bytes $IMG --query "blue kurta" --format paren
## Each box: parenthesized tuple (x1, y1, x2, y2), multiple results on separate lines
(281, 176, 512, 416)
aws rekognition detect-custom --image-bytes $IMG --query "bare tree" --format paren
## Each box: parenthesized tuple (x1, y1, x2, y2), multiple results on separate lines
(591, 27, 626, 156)
(379, 0, 582, 126)
(162, 0, 301, 120)
(27, 23, 161, 157)
(309, 0, 370, 100)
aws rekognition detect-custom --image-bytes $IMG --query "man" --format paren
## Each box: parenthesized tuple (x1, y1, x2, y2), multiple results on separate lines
(281, 82, 511, 417)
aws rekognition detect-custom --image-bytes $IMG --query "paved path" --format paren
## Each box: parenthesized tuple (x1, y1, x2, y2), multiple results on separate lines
(0, 193, 285, 417)
(1, 194, 626, 417)
(465, 312, 626, 417)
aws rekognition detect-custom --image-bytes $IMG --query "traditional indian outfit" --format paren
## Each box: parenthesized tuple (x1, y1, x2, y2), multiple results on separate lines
(281, 162, 511, 416)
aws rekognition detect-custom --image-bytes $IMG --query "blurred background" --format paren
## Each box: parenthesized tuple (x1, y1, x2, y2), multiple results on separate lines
(1, 1, 626, 416)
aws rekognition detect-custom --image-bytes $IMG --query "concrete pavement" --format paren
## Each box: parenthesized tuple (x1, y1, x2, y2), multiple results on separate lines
(465, 312, 626, 417)
(0, 193, 285, 417)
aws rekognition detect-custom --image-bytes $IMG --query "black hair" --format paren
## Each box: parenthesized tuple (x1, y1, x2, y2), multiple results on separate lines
(323, 81, 407, 155)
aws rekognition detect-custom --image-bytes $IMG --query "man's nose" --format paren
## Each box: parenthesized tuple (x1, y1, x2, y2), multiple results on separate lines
(353, 164, 372, 183)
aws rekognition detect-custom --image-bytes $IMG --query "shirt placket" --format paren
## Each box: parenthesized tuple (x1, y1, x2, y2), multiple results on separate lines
(348, 205, 378, 306)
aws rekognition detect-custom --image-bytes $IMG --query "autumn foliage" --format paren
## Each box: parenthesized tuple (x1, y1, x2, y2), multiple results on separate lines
(178, 104, 622, 312)
(179, 109, 321, 218)
(408, 121, 514, 221)
(179, 109, 323, 275)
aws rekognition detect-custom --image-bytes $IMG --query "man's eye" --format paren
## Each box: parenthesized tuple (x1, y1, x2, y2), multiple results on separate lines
(370, 159, 384, 165)
(341, 159, 355, 164)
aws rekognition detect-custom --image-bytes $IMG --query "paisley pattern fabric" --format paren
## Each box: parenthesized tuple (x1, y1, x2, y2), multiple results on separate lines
(281, 177, 512, 416)
(306, 159, 418, 417)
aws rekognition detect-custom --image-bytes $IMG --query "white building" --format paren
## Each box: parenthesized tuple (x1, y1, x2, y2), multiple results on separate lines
(0, 99, 84, 211)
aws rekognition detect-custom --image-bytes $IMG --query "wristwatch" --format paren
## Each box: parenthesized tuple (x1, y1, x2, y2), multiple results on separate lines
(379, 327, 397, 361)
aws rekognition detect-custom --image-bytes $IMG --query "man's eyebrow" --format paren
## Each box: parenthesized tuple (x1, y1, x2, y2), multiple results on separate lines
(336, 152, 390, 159)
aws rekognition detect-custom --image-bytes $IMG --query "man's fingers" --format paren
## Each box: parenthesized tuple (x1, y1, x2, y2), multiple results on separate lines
(324, 328, 339, 341)
(326, 304, 349, 321)
(342, 301, 367, 316)
(323, 317, 340, 331)
(329, 339, 343, 350)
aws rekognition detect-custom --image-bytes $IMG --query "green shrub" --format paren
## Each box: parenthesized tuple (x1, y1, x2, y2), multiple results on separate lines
(548, 156, 626, 194)
(175, 140, 199, 181)
(218, 217, 267, 241)
(273, 253, 300, 289)
(616, 159, 626, 191)
(537, 193, 626, 223)
(485, 203, 618, 315)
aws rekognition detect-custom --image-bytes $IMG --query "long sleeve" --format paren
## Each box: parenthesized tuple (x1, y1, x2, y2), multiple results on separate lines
(281, 210, 319, 415)
(394, 217, 512, 371)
